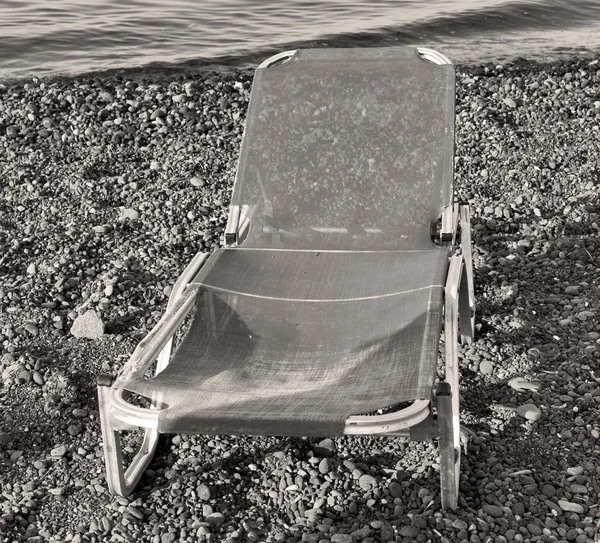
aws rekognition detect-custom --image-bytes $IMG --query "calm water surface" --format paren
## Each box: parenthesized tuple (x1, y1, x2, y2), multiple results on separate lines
(2, 0, 600, 80)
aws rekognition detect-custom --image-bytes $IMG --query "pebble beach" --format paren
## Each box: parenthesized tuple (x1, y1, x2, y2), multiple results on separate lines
(1, 54, 600, 542)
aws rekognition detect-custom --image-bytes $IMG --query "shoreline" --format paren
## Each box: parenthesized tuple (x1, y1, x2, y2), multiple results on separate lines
(1, 52, 600, 542)
(2, 49, 600, 89)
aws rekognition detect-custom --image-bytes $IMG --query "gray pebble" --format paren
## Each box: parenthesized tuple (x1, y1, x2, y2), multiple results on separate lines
(314, 437, 336, 457)
(6, 125, 19, 138)
(198, 483, 211, 500)
(482, 504, 504, 518)
(331, 534, 353, 543)
(23, 323, 39, 336)
(318, 457, 332, 474)
(50, 444, 67, 457)
(388, 480, 403, 498)
(541, 483, 556, 497)
(516, 403, 542, 421)
(557, 500, 584, 513)
(479, 360, 494, 375)
(398, 526, 420, 538)
(99, 90, 114, 103)
(205, 512, 225, 527)
(452, 519, 468, 530)
(358, 474, 377, 490)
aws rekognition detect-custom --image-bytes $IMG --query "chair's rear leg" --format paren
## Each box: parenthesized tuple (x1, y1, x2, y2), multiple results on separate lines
(441, 255, 462, 510)
(459, 205, 476, 343)
(97, 375, 159, 497)
(437, 382, 459, 510)
(458, 266, 474, 344)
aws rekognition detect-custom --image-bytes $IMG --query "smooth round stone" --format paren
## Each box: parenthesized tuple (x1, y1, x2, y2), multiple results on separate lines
(51, 444, 68, 458)
(516, 404, 542, 421)
(205, 512, 225, 527)
(331, 535, 353, 543)
(541, 484, 556, 497)
(32, 371, 44, 385)
(358, 474, 377, 490)
(452, 519, 468, 530)
(23, 323, 39, 336)
(388, 481, 403, 499)
(197, 484, 211, 500)
(398, 526, 420, 538)
(507, 377, 541, 393)
(479, 360, 494, 375)
(482, 504, 504, 518)
(557, 500, 584, 514)
(99, 90, 114, 103)
(318, 457, 332, 474)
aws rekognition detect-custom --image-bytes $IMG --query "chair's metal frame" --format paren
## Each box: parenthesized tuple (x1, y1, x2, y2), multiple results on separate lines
(97, 48, 475, 510)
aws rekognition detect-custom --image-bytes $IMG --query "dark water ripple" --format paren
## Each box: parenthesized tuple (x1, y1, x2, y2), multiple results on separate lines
(2, 0, 600, 81)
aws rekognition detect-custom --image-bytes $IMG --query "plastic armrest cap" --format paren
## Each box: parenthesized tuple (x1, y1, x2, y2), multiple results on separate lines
(97, 373, 115, 387)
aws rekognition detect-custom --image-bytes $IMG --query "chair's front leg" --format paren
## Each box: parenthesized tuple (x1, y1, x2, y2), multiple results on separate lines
(97, 263, 204, 497)
(97, 375, 159, 497)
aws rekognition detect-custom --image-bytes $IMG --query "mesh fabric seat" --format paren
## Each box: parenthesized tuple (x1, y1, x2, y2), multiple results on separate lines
(116, 247, 449, 436)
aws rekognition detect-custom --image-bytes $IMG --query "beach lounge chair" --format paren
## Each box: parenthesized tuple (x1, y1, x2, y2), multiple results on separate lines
(97, 47, 475, 510)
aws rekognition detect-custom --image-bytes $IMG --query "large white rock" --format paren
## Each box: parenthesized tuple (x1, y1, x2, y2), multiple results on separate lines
(70, 310, 104, 339)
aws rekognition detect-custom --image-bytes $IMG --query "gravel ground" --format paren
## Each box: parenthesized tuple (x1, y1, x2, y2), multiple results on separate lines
(1, 54, 600, 543)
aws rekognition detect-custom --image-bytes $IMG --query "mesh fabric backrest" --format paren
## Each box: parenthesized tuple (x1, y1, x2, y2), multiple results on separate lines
(232, 48, 455, 250)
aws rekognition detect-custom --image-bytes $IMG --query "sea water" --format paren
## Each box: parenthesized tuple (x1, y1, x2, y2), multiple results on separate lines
(2, 0, 600, 80)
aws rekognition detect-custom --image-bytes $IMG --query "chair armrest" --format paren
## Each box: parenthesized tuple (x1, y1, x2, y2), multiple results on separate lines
(168, 252, 208, 309)
(114, 286, 198, 386)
